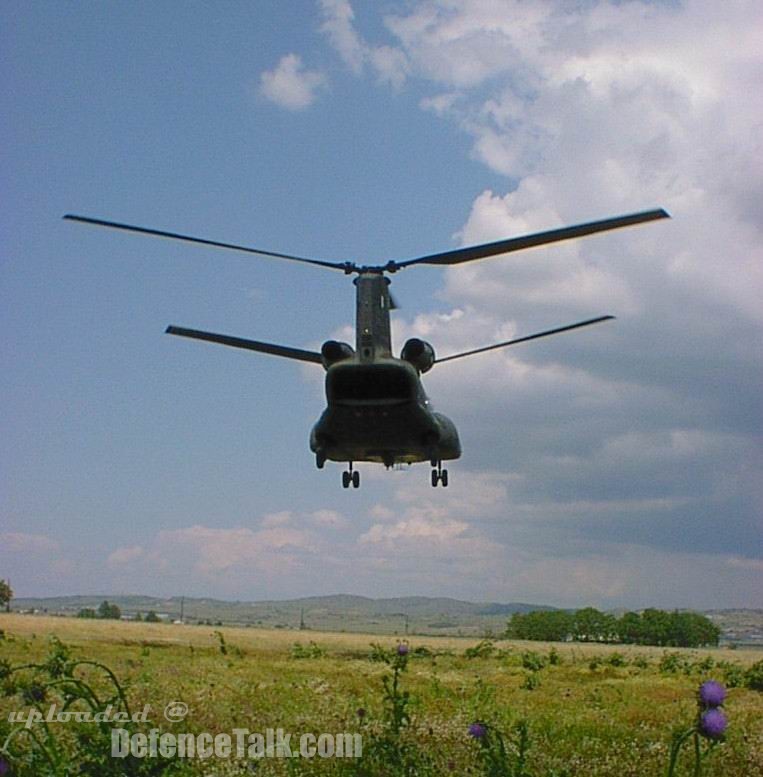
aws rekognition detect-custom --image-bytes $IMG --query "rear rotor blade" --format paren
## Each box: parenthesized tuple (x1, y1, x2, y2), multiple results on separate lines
(166, 326, 323, 364)
(435, 315, 615, 364)
(396, 209, 669, 269)
(64, 214, 351, 271)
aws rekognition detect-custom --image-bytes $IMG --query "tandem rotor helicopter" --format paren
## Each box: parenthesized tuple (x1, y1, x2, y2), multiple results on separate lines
(65, 208, 668, 488)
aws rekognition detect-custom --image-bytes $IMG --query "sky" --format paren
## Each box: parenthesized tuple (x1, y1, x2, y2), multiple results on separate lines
(2, 0, 761, 610)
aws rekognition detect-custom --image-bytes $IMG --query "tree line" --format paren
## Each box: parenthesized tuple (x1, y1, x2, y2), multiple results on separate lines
(77, 601, 162, 622)
(507, 607, 720, 647)
(77, 600, 122, 620)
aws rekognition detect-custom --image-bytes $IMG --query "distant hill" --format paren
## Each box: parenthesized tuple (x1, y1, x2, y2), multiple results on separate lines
(10, 594, 555, 636)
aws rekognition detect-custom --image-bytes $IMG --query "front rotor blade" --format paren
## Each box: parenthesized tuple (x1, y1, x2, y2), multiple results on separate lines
(396, 209, 669, 269)
(166, 326, 323, 364)
(435, 316, 615, 364)
(64, 214, 350, 271)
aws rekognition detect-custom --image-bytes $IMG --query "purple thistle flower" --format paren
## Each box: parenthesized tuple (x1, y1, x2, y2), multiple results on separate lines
(698, 680, 726, 708)
(396, 643, 409, 656)
(356, 708, 366, 719)
(468, 722, 487, 739)
(0, 757, 10, 776)
(699, 708, 728, 740)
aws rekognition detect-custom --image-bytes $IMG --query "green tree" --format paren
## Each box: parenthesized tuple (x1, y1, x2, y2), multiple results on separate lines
(97, 600, 121, 620)
(77, 608, 97, 618)
(640, 608, 672, 646)
(572, 607, 615, 642)
(144, 610, 160, 623)
(0, 579, 12, 611)
(617, 611, 643, 643)
(508, 610, 572, 641)
(668, 611, 720, 647)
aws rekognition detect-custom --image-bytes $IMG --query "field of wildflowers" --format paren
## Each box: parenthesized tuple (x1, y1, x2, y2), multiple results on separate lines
(0, 614, 761, 776)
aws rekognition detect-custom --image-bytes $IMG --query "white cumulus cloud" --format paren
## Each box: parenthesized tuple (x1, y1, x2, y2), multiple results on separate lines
(320, 0, 409, 87)
(259, 53, 327, 111)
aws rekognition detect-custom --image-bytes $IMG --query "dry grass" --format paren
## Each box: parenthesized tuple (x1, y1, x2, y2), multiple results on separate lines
(3, 614, 761, 665)
(1, 614, 762, 775)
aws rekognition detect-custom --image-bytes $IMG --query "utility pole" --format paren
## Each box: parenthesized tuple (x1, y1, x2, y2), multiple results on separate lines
(180, 596, 185, 623)
(391, 612, 409, 635)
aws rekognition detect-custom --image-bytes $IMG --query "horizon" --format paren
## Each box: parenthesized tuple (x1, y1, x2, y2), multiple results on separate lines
(9, 590, 762, 614)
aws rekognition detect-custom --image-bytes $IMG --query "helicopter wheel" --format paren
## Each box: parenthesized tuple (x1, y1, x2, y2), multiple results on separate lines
(431, 460, 448, 487)
(342, 463, 359, 489)
(316, 450, 326, 469)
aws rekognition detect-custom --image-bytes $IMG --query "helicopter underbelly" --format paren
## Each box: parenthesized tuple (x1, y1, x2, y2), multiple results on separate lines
(310, 402, 461, 465)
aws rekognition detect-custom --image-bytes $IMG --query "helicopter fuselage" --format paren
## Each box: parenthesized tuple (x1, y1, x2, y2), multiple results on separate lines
(309, 358, 461, 467)
(309, 271, 460, 473)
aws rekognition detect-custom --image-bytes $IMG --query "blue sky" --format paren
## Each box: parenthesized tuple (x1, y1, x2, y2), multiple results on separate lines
(2, 1, 761, 609)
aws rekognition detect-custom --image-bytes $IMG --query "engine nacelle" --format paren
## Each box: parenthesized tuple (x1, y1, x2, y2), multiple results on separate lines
(400, 338, 435, 373)
(321, 340, 355, 369)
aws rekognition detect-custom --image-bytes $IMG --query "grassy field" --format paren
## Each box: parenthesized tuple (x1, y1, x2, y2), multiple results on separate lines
(1, 614, 761, 775)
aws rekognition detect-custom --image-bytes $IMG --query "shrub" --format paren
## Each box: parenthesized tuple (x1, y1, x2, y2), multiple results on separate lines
(521, 650, 546, 672)
(745, 659, 763, 691)
(522, 671, 542, 690)
(465, 639, 495, 659)
(715, 660, 746, 689)
(606, 652, 627, 667)
(659, 652, 689, 674)
(290, 641, 326, 659)
(369, 642, 390, 662)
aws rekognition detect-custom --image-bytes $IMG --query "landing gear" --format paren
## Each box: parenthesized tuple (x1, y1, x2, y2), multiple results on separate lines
(430, 460, 448, 487)
(342, 463, 360, 489)
(315, 449, 326, 469)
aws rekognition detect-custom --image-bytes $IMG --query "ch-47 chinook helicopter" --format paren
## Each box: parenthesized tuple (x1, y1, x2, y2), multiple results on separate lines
(65, 208, 668, 488)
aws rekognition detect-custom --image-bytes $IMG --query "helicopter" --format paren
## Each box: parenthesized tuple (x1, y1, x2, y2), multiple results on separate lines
(64, 208, 669, 488)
